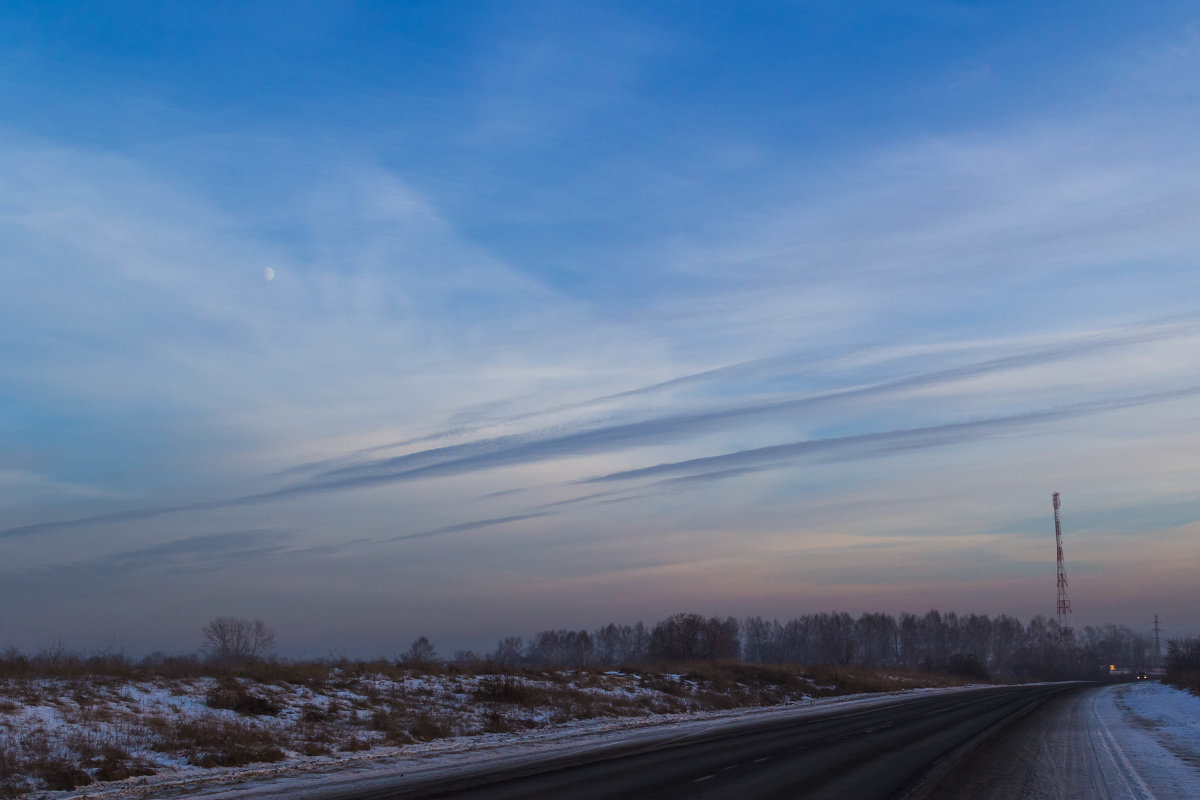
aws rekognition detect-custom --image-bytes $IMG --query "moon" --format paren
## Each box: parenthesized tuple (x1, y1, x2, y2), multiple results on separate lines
(264, 267, 275, 281)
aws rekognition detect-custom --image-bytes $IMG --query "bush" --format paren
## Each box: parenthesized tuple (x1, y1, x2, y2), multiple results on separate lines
(0, 741, 17, 785)
(37, 761, 92, 791)
(473, 676, 542, 705)
(205, 679, 281, 716)
(947, 653, 989, 681)
(91, 747, 156, 782)
(369, 704, 413, 744)
(481, 710, 521, 734)
(409, 711, 454, 741)
(340, 735, 372, 752)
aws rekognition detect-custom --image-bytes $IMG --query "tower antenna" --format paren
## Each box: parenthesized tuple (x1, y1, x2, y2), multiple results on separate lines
(1053, 492, 1073, 640)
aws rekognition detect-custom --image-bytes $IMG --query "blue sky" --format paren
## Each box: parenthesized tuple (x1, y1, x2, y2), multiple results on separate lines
(3, 2, 1200, 656)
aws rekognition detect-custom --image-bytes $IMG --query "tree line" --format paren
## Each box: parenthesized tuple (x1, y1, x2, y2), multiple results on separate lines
(457, 610, 1155, 681)
(176, 611, 1169, 682)
(0, 612, 1160, 685)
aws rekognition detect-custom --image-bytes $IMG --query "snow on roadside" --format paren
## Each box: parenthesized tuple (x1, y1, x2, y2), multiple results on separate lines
(0, 667, 846, 797)
(1093, 681, 1200, 800)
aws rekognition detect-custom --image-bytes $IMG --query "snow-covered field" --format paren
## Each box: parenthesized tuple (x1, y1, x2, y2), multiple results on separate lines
(1, 665, 911, 798)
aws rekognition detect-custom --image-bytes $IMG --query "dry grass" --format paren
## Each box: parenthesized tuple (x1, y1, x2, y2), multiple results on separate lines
(367, 702, 455, 744)
(473, 675, 554, 706)
(0, 730, 153, 797)
(800, 664, 972, 695)
(150, 716, 286, 768)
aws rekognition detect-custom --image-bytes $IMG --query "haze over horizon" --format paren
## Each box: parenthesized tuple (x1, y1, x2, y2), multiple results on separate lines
(3, 2, 1200, 657)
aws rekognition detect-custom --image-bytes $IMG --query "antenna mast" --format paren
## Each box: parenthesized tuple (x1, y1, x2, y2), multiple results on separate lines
(1053, 492, 1073, 639)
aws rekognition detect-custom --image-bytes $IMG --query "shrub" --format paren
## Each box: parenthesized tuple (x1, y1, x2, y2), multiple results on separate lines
(0, 741, 16, 782)
(369, 704, 414, 744)
(37, 761, 92, 791)
(947, 653, 989, 681)
(473, 676, 540, 705)
(340, 736, 371, 752)
(481, 710, 520, 734)
(409, 711, 453, 741)
(205, 679, 281, 716)
(91, 747, 156, 782)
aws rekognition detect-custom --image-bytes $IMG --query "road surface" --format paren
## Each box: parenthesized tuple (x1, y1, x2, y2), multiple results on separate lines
(902, 681, 1198, 800)
(324, 683, 1084, 799)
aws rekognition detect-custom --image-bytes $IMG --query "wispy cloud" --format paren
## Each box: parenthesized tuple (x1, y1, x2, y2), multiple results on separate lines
(2, 530, 291, 580)
(580, 386, 1200, 484)
(273, 513, 553, 560)
(5, 319, 1199, 540)
(380, 512, 550, 544)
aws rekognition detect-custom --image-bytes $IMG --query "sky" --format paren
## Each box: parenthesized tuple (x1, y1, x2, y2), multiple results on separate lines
(3, 1, 1200, 658)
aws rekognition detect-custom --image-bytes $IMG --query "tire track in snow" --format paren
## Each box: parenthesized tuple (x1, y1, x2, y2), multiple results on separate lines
(1084, 689, 1157, 800)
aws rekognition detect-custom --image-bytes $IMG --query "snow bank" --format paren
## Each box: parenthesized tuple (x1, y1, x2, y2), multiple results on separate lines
(1094, 681, 1200, 800)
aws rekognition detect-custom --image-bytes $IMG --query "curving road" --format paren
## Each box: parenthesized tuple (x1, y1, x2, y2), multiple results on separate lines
(325, 683, 1088, 800)
(900, 682, 1183, 800)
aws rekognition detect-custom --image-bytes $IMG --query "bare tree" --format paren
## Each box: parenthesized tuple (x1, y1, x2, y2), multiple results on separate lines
(1167, 638, 1200, 673)
(489, 636, 523, 668)
(201, 617, 276, 664)
(403, 635, 438, 667)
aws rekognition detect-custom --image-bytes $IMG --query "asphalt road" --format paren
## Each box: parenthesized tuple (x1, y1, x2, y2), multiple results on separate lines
(328, 683, 1087, 800)
(900, 683, 1154, 800)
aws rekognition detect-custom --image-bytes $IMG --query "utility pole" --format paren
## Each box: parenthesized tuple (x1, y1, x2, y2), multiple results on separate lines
(1153, 614, 1162, 669)
(1053, 492, 1073, 640)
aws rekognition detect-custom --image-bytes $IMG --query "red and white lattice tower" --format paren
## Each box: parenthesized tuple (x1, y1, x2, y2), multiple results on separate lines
(1052, 492, 1073, 639)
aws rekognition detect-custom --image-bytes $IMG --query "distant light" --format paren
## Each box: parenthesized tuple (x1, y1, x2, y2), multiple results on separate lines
(1110, 665, 1116, 671)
